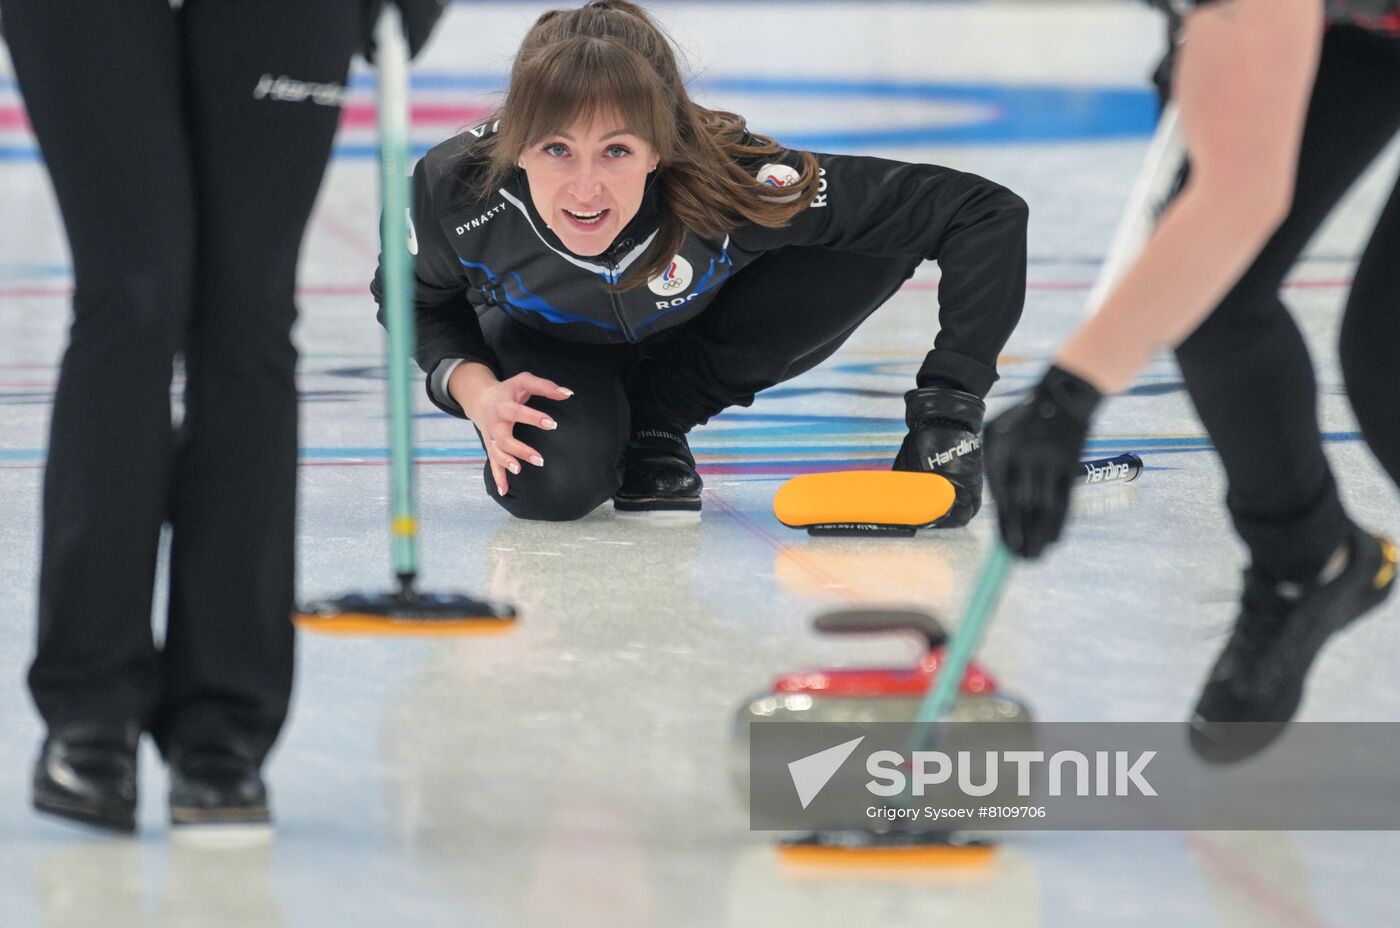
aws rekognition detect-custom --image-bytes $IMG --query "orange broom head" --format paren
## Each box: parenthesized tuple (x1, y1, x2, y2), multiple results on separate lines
(774, 471, 956, 533)
(776, 830, 996, 870)
(294, 590, 517, 637)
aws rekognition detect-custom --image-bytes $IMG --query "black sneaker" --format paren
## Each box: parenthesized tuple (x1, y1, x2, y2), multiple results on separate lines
(893, 387, 985, 528)
(613, 427, 703, 513)
(1189, 525, 1398, 764)
(33, 722, 140, 834)
(169, 746, 271, 826)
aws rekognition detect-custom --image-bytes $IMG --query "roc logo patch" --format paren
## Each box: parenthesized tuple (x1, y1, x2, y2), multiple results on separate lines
(757, 163, 801, 188)
(648, 255, 694, 296)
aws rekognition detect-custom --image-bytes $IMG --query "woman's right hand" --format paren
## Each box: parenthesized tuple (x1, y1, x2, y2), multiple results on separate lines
(448, 362, 573, 496)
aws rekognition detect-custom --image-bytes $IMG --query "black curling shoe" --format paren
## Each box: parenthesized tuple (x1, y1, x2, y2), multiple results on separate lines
(893, 386, 986, 528)
(33, 722, 140, 834)
(169, 747, 270, 826)
(613, 427, 703, 513)
(1189, 525, 1398, 764)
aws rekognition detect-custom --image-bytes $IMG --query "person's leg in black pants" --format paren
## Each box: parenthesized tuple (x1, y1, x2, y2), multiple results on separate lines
(628, 244, 1008, 523)
(156, 0, 359, 766)
(1340, 169, 1400, 492)
(474, 250, 925, 521)
(7, 0, 195, 831)
(7, 0, 359, 827)
(6, 0, 194, 745)
(1172, 28, 1400, 754)
(474, 231, 1019, 522)
(478, 309, 637, 521)
(1174, 26, 1400, 584)
(628, 246, 930, 431)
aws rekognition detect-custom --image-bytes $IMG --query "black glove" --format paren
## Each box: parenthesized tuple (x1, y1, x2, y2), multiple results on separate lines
(984, 365, 1103, 559)
(360, 0, 448, 63)
(893, 387, 986, 528)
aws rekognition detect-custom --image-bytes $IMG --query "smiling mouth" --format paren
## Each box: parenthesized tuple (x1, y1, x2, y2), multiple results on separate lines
(563, 208, 609, 228)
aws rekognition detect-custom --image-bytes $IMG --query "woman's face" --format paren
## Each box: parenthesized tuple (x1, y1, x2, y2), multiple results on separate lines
(517, 111, 659, 257)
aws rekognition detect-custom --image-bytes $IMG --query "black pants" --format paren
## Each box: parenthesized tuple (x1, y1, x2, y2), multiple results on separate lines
(4, 0, 358, 760)
(482, 245, 995, 521)
(1175, 26, 1400, 582)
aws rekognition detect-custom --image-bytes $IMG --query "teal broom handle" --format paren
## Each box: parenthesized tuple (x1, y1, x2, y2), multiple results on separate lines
(913, 541, 1015, 731)
(376, 6, 420, 581)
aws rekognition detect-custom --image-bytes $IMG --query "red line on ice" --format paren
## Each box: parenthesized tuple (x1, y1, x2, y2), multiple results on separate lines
(4, 104, 494, 133)
(338, 103, 494, 129)
(0, 280, 1355, 300)
(0, 107, 31, 131)
(901, 280, 1353, 293)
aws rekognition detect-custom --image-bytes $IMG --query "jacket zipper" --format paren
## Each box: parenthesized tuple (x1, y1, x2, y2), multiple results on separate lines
(604, 256, 638, 343)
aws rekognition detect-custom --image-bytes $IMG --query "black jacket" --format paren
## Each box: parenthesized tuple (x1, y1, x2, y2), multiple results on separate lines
(374, 123, 1027, 416)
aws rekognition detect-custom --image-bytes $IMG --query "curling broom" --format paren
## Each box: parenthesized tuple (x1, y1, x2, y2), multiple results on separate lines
(296, 7, 515, 635)
(774, 452, 1142, 535)
(1086, 102, 1185, 316)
